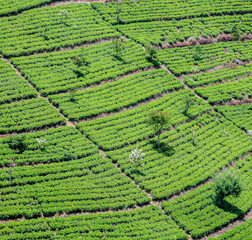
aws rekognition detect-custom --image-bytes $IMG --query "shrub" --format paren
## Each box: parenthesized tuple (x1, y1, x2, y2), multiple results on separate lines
(211, 170, 243, 207)
(8, 134, 28, 153)
(129, 145, 145, 173)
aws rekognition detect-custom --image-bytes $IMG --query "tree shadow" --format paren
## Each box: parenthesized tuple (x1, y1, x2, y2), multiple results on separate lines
(216, 200, 244, 217)
(149, 140, 175, 157)
(130, 169, 146, 176)
(146, 57, 160, 68)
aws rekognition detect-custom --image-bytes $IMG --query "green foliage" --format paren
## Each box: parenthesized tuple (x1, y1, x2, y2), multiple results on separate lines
(193, 43, 202, 61)
(161, 158, 251, 238)
(146, 111, 172, 148)
(0, 4, 120, 57)
(107, 115, 251, 200)
(156, 41, 238, 76)
(211, 170, 243, 207)
(77, 90, 211, 150)
(11, 40, 152, 96)
(8, 134, 28, 154)
(58, 9, 69, 24)
(0, 98, 66, 134)
(71, 56, 88, 68)
(231, 24, 241, 40)
(214, 103, 252, 131)
(145, 44, 157, 60)
(49, 70, 183, 121)
(0, 126, 98, 168)
(0, 60, 37, 104)
(185, 63, 252, 87)
(92, 0, 251, 24)
(36, 137, 47, 150)
(0, 206, 188, 239)
(184, 95, 196, 117)
(114, 2, 122, 23)
(112, 38, 125, 60)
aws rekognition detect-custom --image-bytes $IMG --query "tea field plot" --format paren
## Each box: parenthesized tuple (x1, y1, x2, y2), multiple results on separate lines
(0, 0, 251, 239)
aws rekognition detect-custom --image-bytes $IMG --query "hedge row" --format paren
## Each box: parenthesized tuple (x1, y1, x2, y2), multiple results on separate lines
(0, 154, 149, 220)
(0, 59, 37, 104)
(0, 4, 120, 57)
(117, 14, 252, 46)
(162, 156, 252, 238)
(48, 69, 184, 121)
(184, 63, 252, 88)
(0, 126, 98, 167)
(92, 0, 252, 24)
(11, 40, 153, 96)
(156, 42, 235, 76)
(0, 98, 66, 134)
(195, 76, 252, 104)
(0, 0, 61, 16)
(215, 103, 252, 132)
(0, 206, 188, 240)
(107, 114, 251, 200)
(77, 89, 212, 150)
(209, 218, 252, 239)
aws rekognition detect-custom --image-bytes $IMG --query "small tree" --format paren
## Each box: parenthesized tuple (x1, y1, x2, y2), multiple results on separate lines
(69, 87, 78, 102)
(112, 38, 124, 60)
(129, 145, 145, 173)
(146, 111, 172, 148)
(7, 158, 15, 182)
(191, 130, 196, 146)
(191, 66, 199, 73)
(193, 43, 202, 61)
(184, 95, 196, 117)
(8, 134, 28, 154)
(211, 170, 243, 207)
(71, 56, 88, 68)
(145, 44, 157, 61)
(36, 137, 47, 150)
(231, 24, 241, 40)
(58, 9, 68, 25)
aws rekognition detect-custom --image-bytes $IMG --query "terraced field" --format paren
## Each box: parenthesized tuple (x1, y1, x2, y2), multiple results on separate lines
(0, 0, 251, 239)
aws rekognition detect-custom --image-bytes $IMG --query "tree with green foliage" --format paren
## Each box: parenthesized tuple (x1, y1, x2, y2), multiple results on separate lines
(146, 111, 172, 148)
(112, 38, 125, 60)
(129, 145, 145, 173)
(193, 43, 202, 61)
(7, 158, 15, 182)
(211, 170, 243, 207)
(231, 24, 241, 40)
(8, 134, 28, 154)
(145, 44, 157, 61)
(184, 95, 196, 117)
(71, 56, 88, 68)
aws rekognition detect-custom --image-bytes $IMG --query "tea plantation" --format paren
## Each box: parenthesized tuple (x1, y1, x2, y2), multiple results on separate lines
(0, 0, 251, 239)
